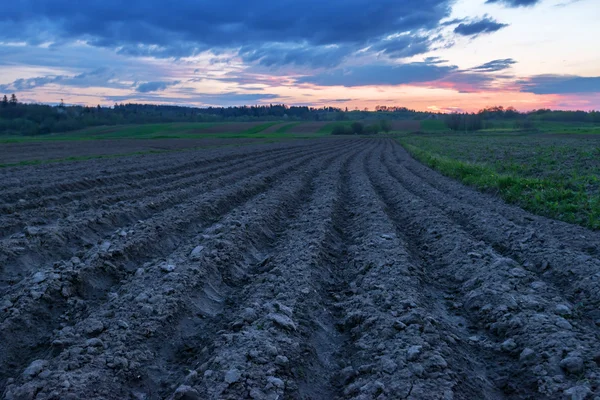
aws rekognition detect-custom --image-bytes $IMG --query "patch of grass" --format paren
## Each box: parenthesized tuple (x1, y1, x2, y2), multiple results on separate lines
(420, 119, 447, 131)
(0, 123, 219, 142)
(0, 121, 335, 143)
(397, 132, 600, 230)
(318, 121, 353, 134)
(242, 122, 279, 134)
(275, 122, 302, 134)
(535, 121, 600, 134)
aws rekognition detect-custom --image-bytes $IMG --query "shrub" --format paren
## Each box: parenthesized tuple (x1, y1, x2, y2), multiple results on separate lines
(364, 124, 380, 135)
(379, 120, 392, 133)
(351, 122, 364, 135)
(331, 124, 353, 135)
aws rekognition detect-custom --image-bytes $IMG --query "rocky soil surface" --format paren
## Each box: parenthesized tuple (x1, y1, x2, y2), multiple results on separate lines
(1, 137, 600, 399)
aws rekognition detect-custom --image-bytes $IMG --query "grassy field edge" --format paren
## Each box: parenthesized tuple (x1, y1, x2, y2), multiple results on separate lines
(398, 139, 600, 230)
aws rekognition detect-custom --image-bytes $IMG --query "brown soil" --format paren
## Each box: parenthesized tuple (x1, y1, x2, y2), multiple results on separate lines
(2, 138, 600, 399)
(287, 121, 330, 133)
(390, 120, 421, 131)
(194, 122, 268, 134)
(258, 123, 291, 134)
(0, 138, 264, 164)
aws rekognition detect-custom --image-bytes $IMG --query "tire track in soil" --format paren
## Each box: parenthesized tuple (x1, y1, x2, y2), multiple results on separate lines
(1, 139, 366, 399)
(368, 138, 600, 398)
(387, 144, 600, 323)
(0, 144, 318, 241)
(0, 141, 340, 282)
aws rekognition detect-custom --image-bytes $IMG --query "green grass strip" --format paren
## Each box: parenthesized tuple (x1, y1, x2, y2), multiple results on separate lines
(399, 140, 600, 230)
(275, 122, 302, 134)
(242, 122, 279, 135)
(318, 121, 352, 134)
(420, 120, 447, 131)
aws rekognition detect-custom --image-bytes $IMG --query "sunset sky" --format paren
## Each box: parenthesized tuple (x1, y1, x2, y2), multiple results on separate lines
(1, 0, 599, 112)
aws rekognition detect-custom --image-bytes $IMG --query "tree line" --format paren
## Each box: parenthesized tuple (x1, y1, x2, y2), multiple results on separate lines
(1, 94, 598, 136)
(331, 121, 392, 135)
(0, 95, 437, 136)
(444, 106, 600, 131)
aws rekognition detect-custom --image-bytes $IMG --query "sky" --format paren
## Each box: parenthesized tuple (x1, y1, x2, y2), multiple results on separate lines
(0, 0, 599, 112)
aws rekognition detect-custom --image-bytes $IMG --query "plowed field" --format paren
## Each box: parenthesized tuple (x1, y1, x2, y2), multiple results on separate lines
(0, 138, 264, 165)
(2, 138, 600, 399)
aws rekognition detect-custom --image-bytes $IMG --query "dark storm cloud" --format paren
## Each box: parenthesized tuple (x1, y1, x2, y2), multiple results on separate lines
(470, 58, 517, 72)
(519, 75, 600, 94)
(454, 18, 509, 36)
(485, 0, 541, 7)
(135, 81, 180, 93)
(0, 0, 452, 63)
(239, 43, 351, 68)
(296, 57, 519, 92)
(116, 43, 207, 59)
(297, 62, 458, 87)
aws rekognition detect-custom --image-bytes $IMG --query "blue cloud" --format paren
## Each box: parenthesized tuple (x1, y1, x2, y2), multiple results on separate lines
(370, 35, 433, 59)
(485, 0, 540, 7)
(239, 43, 351, 68)
(437, 73, 497, 92)
(0, 68, 126, 91)
(454, 17, 509, 36)
(520, 75, 600, 94)
(297, 62, 458, 87)
(106, 92, 280, 106)
(136, 81, 180, 93)
(0, 0, 453, 62)
(470, 58, 517, 72)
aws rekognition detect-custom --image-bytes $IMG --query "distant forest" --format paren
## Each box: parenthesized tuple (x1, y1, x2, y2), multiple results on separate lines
(1, 94, 599, 136)
(444, 106, 600, 131)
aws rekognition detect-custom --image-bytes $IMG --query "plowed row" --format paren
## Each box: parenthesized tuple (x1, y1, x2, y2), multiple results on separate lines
(2, 138, 600, 399)
(0, 138, 265, 165)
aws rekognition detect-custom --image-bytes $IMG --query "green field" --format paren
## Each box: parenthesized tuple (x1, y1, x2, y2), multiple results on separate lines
(275, 122, 302, 133)
(397, 131, 600, 229)
(0, 121, 334, 143)
(419, 119, 446, 131)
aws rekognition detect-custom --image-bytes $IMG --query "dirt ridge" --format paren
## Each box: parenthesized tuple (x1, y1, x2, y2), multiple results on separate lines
(2, 138, 600, 399)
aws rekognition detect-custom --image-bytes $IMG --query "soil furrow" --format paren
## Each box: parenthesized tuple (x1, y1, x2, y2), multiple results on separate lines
(388, 144, 600, 324)
(0, 145, 318, 239)
(3, 136, 599, 400)
(2, 139, 366, 400)
(187, 141, 369, 400)
(0, 140, 363, 391)
(0, 139, 317, 195)
(395, 145, 600, 257)
(0, 142, 344, 282)
(315, 140, 502, 399)
(366, 138, 600, 398)
(0, 144, 299, 212)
